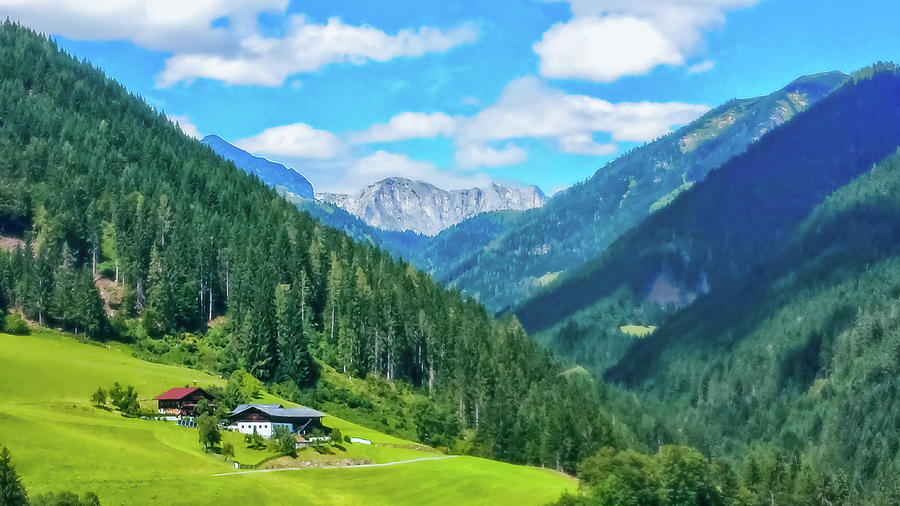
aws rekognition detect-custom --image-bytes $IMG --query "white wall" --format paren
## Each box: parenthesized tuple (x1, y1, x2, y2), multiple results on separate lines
(229, 421, 294, 438)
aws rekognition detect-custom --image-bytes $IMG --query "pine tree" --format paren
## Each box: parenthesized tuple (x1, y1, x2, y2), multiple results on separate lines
(275, 283, 316, 387)
(0, 445, 27, 506)
(49, 243, 76, 327)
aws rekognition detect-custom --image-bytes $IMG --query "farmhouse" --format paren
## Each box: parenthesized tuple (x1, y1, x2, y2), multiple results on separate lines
(154, 386, 214, 418)
(227, 403, 325, 439)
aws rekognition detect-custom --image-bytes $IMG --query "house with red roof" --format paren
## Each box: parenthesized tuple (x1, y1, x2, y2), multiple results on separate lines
(154, 386, 214, 418)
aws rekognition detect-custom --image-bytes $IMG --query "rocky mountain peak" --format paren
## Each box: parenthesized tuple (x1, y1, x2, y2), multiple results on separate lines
(317, 179, 547, 236)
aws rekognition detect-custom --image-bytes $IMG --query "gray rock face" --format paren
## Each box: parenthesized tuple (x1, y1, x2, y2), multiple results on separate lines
(317, 178, 546, 236)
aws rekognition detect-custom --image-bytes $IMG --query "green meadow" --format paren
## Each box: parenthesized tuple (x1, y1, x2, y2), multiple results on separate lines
(0, 330, 576, 505)
(618, 324, 657, 338)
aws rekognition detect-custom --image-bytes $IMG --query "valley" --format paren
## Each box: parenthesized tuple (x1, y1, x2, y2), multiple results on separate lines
(2, 4, 900, 505)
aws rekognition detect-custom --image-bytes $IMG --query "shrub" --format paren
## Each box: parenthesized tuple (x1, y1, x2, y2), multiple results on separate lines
(3, 313, 29, 335)
(244, 428, 265, 450)
(273, 426, 296, 457)
(90, 387, 107, 407)
(31, 491, 100, 506)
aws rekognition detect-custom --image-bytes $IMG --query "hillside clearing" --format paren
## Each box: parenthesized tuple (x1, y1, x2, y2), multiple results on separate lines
(619, 325, 657, 338)
(0, 330, 576, 505)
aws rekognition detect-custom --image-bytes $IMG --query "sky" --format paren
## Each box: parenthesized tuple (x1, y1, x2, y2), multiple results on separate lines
(2, 0, 899, 194)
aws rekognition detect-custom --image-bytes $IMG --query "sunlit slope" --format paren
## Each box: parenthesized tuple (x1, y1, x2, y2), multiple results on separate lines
(0, 330, 575, 505)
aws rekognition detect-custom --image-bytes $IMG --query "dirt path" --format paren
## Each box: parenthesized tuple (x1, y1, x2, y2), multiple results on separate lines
(212, 455, 459, 476)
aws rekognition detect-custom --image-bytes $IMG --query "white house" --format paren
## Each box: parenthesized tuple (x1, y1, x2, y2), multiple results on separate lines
(226, 404, 325, 439)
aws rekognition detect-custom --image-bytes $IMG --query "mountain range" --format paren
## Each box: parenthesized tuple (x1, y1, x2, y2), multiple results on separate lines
(201, 134, 315, 199)
(426, 70, 850, 311)
(317, 178, 546, 236)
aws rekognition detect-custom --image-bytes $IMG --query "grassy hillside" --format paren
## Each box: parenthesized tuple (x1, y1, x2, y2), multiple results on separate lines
(0, 329, 575, 505)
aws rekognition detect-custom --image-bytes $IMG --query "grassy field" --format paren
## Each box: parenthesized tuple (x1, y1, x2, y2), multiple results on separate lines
(0, 329, 576, 505)
(619, 324, 657, 338)
(537, 271, 563, 287)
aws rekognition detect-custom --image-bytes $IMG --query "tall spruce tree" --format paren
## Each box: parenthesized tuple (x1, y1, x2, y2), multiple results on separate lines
(0, 445, 27, 506)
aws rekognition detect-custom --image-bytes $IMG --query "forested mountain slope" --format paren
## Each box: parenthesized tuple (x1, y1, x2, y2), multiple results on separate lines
(610, 147, 900, 489)
(410, 210, 525, 278)
(442, 71, 846, 312)
(515, 66, 900, 372)
(0, 21, 617, 473)
(503, 64, 900, 489)
(291, 194, 428, 260)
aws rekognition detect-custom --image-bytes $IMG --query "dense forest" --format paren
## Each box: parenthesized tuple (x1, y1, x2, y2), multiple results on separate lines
(606, 147, 900, 491)
(516, 65, 900, 368)
(0, 21, 615, 473)
(510, 63, 900, 496)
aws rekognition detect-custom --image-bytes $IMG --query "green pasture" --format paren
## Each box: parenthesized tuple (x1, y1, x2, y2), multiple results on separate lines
(0, 330, 575, 505)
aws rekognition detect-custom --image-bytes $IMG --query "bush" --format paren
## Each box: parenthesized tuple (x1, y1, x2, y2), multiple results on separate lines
(31, 491, 100, 506)
(90, 387, 107, 407)
(244, 428, 265, 450)
(107, 382, 140, 416)
(273, 426, 296, 457)
(3, 313, 29, 335)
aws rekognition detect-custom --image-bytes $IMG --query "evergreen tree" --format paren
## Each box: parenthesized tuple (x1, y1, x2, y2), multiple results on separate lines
(90, 387, 106, 407)
(0, 445, 27, 506)
(275, 283, 316, 387)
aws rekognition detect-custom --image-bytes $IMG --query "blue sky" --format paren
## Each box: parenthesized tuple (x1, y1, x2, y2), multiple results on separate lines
(3, 0, 899, 193)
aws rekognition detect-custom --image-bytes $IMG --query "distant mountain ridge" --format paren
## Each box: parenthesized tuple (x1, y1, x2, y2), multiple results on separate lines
(201, 134, 315, 199)
(433, 70, 849, 311)
(515, 67, 900, 374)
(317, 177, 547, 236)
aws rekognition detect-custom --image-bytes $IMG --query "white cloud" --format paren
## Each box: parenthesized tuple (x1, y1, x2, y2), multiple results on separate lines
(557, 134, 617, 156)
(235, 122, 344, 160)
(166, 114, 202, 139)
(0, 0, 285, 54)
(455, 142, 528, 169)
(158, 17, 479, 87)
(458, 76, 709, 146)
(2, 1, 478, 88)
(687, 59, 716, 74)
(535, 17, 683, 82)
(535, 0, 758, 82)
(342, 76, 708, 171)
(350, 112, 461, 144)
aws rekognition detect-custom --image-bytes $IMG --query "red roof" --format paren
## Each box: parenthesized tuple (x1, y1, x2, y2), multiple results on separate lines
(154, 387, 202, 400)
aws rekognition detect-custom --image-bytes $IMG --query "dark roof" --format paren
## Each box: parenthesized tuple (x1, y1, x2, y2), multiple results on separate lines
(230, 403, 325, 420)
(154, 387, 207, 400)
